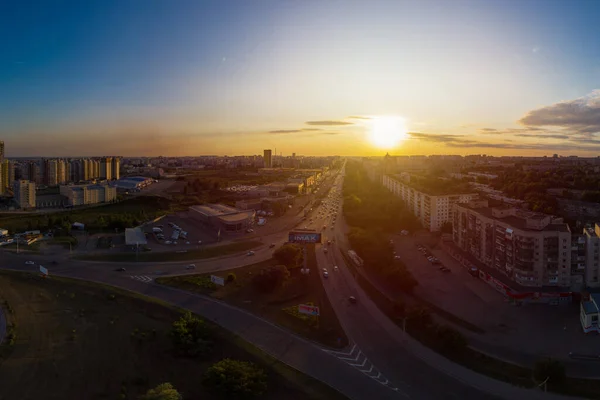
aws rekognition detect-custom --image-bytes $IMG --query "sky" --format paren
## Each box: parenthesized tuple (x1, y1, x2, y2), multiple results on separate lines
(2, 0, 600, 157)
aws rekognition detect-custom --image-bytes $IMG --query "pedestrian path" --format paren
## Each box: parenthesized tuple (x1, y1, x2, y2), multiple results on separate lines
(130, 275, 153, 283)
(323, 343, 407, 396)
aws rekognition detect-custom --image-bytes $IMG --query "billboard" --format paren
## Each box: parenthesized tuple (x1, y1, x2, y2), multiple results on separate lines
(210, 275, 225, 286)
(298, 304, 320, 316)
(288, 231, 322, 244)
(39, 265, 48, 276)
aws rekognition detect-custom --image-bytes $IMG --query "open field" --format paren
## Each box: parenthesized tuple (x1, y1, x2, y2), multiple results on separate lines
(0, 270, 347, 400)
(74, 240, 262, 262)
(157, 245, 348, 348)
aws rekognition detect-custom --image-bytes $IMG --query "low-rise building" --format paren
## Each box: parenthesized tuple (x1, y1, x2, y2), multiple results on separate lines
(580, 293, 600, 333)
(189, 204, 255, 233)
(383, 174, 478, 231)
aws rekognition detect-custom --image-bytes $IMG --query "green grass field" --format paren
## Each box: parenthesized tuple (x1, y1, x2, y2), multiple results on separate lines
(0, 270, 347, 400)
(156, 245, 348, 348)
(74, 240, 262, 262)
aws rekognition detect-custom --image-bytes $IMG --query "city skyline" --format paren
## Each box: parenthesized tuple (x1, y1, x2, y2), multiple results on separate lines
(2, 0, 600, 157)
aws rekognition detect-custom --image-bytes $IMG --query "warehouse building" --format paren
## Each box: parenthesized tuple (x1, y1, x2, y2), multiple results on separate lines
(189, 204, 255, 233)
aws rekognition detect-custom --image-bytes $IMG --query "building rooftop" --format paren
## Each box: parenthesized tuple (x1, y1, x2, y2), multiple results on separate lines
(388, 174, 476, 197)
(582, 299, 599, 315)
(459, 203, 569, 233)
(125, 228, 147, 246)
(190, 204, 240, 217)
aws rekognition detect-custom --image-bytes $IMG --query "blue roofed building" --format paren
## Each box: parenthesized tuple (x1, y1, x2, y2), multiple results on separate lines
(580, 293, 600, 333)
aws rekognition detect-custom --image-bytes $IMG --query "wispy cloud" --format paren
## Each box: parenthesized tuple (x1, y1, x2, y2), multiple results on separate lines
(269, 129, 301, 134)
(514, 133, 569, 139)
(305, 120, 353, 126)
(518, 90, 600, 135)
(301, 128, 323, 131)
(408, 132, 475, 144)
(347, 116, 371, 120)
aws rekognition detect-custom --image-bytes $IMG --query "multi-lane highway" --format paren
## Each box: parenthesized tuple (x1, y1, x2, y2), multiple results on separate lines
(0, 166, 579, 400)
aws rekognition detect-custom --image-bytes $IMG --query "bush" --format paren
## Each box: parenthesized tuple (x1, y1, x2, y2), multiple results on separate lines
(139, 382, 182, 400)
(226, 273, 236, 283)
(252, 265, 290, 293)
(170, 311, 213, 357)
(406, 306, 433, 332)
(204, 359, 267, 399)
(533, 358, 566, 387)
(432, 325, 467, 354)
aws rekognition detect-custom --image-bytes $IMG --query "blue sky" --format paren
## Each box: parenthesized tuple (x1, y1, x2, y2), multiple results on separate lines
(1, 0, 600, 156)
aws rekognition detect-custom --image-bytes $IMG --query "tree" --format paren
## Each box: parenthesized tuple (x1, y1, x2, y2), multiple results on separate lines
(139, 383, 182, 400)
(273, 244, 303, 268)
(203, 359, 267, 399)
(406, 306, 433, 332)
(252, 265, 290, 293)
(170, 311, 213, 357)
(533, 358, 566, 387)
(433, 325, 467, 354)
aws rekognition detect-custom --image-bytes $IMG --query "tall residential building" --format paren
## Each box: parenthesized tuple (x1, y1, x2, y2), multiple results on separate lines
(583, 225, 600, 288)
(0, 140, 4, 163)
(111, 157, 121, 180)
(44, 159, 58, 186)
(1, 160, 14, 194)
(57, 159, 67, 185)
(13, 180, 36, 209)
(453, 200, 572, 288)
(25, 161, 41, 184)
(92, 159, 100, 179)
(263, 149, 272, 168)
(100, 157, 113, 180)
(382, 174, 478, 231)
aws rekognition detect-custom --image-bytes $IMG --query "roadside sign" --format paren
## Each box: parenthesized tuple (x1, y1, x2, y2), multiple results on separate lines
(39, 265, 48, 276)
(210, 275, 225, 286)
(298, 304, 320, 316)
(288, 231, 322, 244)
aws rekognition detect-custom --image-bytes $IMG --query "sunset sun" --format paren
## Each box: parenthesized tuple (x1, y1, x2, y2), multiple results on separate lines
(369, 116, 407, 149)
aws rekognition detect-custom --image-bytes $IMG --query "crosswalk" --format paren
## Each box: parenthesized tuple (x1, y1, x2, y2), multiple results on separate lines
(130, 275, 153, 283)
(323, 343, 406, 396)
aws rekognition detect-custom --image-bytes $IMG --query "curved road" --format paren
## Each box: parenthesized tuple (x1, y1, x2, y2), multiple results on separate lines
(0, 168, 579, 400)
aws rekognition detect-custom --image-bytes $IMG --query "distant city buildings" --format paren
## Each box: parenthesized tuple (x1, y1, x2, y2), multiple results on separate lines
(60, 183, 117, 206)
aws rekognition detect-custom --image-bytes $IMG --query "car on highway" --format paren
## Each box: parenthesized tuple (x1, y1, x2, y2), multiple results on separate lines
(323, 271, 329, 278)
(186, 264, 196, 270)
(333, 265, 339, 271)
(25, 261, 35, 265)
(394, 255, 402, 260)
(246, 228, 254, 233)
(247, 251, 255, 256)
(198, 240, 202, 244)
(439, 266, 451, 273)
(165, 240, 172, 245)
(327, 240, 331, 244)
(348, 296, 357, 304)
(115, 267, 126, 272)
(323, 248, 328, 253)
(269, 243, 276, 248)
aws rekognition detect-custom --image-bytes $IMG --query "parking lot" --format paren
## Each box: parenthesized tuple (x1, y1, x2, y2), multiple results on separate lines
(144, 213, 219, 250)
(393, 232, 600, 359)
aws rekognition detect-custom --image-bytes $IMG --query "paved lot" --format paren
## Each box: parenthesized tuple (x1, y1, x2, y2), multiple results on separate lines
(394, 233, 600, 362)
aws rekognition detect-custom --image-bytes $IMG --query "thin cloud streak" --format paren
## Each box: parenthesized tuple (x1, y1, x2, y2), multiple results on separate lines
(305, 120, 353, 126)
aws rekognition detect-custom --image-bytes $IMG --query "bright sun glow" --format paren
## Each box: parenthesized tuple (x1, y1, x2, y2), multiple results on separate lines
(369, 116, 407, 148)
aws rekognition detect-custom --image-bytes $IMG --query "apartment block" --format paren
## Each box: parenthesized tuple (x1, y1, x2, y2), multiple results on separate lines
(100, 157, 113, 180)
(583, 225, 600, 288)
(59, 184, 117, 206)
(44, 159, 58, 186)
(453, 200, 572, 288)
(382, 174, 478, 231)
(13, 180, 36, 209)
(1, 160, 14, 194)
(111, 157, 120, 180)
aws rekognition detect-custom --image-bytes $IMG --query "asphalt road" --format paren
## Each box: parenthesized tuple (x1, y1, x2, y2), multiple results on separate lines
(0, 167, 580, 400)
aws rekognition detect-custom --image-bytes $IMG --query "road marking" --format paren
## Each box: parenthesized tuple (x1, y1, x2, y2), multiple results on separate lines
(130, 275, 153, 283)
(323, 344, 406, 395)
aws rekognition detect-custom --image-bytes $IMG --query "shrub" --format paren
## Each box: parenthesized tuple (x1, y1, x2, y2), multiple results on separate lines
(204, 359, 267, 399)
(226, 273, 236, 283)
(406, 305, 433, 332)
(252, 265, 290, 293)
(170, 311, 213, 357)
(533, 358, 566, 387)
(139, 382, 182, 400)
(432, 325, 467, 354)
(273, 244, 303, 268)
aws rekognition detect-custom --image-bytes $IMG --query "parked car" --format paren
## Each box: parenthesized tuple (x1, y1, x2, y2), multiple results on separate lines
(115, 267, 126, 272)
(247, 251, 255, 256)
(25, 261, 35, 265)
(186, 264, 196, 270)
